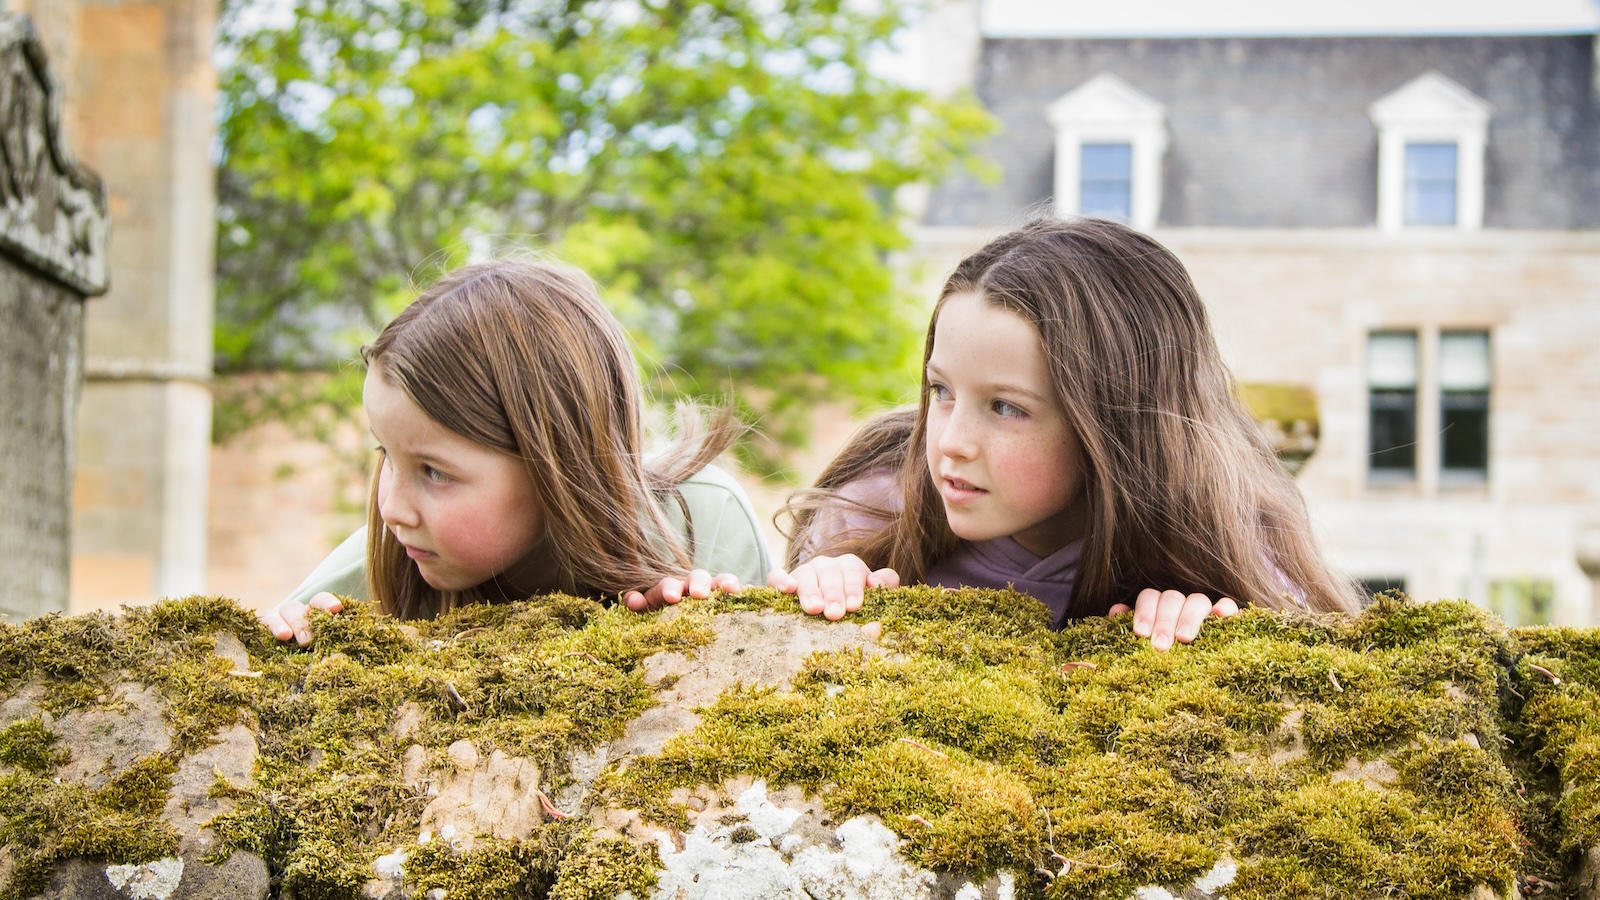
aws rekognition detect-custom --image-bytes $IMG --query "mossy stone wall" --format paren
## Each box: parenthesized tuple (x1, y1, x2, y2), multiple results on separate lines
(2, 591, 1599, 899)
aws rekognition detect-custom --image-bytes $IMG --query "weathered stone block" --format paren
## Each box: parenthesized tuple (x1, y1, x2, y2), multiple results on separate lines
(0, 14, 110, 622)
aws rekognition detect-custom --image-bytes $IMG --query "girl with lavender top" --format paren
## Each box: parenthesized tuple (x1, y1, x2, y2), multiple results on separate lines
(769, 217, 1361, 648)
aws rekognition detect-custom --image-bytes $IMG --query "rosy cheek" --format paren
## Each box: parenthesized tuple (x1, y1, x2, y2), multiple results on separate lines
(1008, 438, 1079, 506)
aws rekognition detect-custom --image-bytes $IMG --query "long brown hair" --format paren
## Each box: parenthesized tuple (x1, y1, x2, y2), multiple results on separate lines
(785, 217, 1360, 615)
(364, 258, 738, 619)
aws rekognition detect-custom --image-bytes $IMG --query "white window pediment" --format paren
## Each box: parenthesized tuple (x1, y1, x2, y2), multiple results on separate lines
(1369, 72, 1491, 231)
(1369, 72, 1492, 129)
(1046, 74, 1167, 230)
(1046, 73, 1166, 130)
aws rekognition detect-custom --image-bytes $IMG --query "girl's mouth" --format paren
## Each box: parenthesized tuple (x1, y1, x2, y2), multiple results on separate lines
(941, 476, 987, 502)
(404, 544, 437, 560)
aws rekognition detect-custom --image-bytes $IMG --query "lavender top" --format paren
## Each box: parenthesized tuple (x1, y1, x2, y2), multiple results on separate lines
(804, 470, 1084, 628)
(804, 470, 1308, 624)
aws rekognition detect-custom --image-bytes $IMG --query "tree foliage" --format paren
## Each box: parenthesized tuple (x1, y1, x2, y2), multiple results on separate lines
(216, 0, 991, 441)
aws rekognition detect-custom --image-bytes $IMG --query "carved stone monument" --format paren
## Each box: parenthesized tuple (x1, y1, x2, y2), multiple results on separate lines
(0, 15, 110, 620)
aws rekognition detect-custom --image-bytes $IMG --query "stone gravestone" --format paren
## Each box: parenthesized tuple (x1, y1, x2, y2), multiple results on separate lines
(0, 15, 110, 622)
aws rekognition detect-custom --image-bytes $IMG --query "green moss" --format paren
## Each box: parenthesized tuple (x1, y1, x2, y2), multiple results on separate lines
(0, 757, 180, 900)
(3, 589, 1598, 898)
(404, 830, 566, 900)
(598, 594, 1542, 898)
(549, 835, 661, 900)
(0, 717, 66, 771)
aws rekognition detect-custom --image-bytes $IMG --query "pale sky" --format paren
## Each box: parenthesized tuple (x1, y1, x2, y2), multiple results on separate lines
(981, 0, 1600, 38)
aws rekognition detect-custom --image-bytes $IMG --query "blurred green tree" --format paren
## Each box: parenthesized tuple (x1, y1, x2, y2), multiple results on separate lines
(215, 0, 990, 455)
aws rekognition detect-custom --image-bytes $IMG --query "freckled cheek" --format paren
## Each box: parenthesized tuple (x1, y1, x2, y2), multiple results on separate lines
(429, 510, 515, 570)
(997, 437, 1082, 514)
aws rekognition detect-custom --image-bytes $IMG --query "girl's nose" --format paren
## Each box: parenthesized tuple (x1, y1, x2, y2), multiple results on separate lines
(376, 466, 420, 530)
(936, 406, 979, 460)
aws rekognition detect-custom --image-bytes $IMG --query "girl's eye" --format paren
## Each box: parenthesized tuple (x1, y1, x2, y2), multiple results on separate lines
(993, 400, 1027, 419)
(423, 465, 450, 484)
(928, 383, 952, 402)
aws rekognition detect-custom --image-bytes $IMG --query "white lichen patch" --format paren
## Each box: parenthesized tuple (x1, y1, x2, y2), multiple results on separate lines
(373, 848, 407, 880)
(646, 780, 1008, 900)
(103, 857, 183, 900)
(1193, 856, 1238, 892)
(789, 817, 940, 899)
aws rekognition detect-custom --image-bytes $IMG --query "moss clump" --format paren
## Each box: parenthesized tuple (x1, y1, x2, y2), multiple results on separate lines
(548, 834, 661, 900)
(402, 829, 567, 900)
(0, 717, 66, 771)
(1502, 624, 1600, 880)
(199, 593, 717, 895)
(0, 754, 180, 900)
(599, 591, 1532, 898)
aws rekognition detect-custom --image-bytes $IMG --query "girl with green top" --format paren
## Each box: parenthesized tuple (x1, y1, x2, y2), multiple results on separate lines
(259, 258, 770, 645)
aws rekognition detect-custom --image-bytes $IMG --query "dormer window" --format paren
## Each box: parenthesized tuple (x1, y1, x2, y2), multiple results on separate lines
(1046, 74, 1167, 230)
(1370, 72, 1490, 231)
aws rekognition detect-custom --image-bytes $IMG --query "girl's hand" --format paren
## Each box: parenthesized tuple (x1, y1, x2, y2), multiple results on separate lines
(767, 555, 899, 621)
(1109, 589, 1239, 651)
(258, 591, 344, 647)
(623, 569, 739, 612)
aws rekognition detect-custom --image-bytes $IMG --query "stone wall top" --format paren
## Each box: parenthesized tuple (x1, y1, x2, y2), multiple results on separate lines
(0, 14, 108, 297)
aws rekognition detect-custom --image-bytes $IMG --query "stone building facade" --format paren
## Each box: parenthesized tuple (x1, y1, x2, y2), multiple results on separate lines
(8, 0, 217, 613)
(910, 2, 1600, 623)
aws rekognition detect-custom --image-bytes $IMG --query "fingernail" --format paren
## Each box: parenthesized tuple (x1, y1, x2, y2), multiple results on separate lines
(296, 630, 310, 644)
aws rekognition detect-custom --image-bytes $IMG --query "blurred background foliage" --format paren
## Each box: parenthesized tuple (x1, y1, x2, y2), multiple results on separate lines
(214, 0, 992, 467)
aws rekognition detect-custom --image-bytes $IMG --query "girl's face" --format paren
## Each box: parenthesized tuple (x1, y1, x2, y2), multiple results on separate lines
(365, 366, 549, 595)
(924, 291, 1089, 558)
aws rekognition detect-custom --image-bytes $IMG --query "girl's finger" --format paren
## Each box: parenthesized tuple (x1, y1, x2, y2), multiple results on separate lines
(795, 568, 826, 616)
(713, 573, 740, 592)
(685, 569, 712, 599)
(280, 603, 312, 646)
(659, 577, 685, 605)
(309, 592, 343, 613)
(868, 568, 900, 589)
(258, 608, 293, 642)
(1173, 593, 1214, 644)
(1211, 597, 1240, 617)
(622, 590, 647, 611)
(1131, 588, 1162, 637)
(815, 561, 848, 618)
(767, 569, 797, 593)
(1149, 589, 1188, 650)
(1107, 603, 1132, 616)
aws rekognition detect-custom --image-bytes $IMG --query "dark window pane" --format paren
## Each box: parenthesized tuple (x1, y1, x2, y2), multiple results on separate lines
(1369, 389, 1417, 472)
(1081, 143, 1132, 222)
(1441, 390, 1489, 473)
